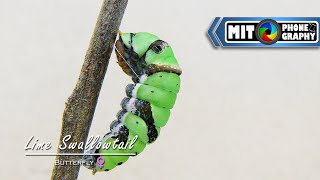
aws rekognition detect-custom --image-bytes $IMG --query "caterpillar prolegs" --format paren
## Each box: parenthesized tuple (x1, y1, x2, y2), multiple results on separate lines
(83, 32, 181, 173)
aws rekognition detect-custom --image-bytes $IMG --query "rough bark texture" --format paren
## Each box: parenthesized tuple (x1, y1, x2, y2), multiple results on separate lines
(51, 0, 128, 179)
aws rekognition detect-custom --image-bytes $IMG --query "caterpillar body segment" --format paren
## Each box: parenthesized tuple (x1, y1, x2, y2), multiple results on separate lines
(121, 97, 171, 128)
(126, 83, 177, 109)
(120, 32, 160, 58)
(97, 138, 128, 171)
(85, 32, 181, 173)
(140, 72, 181, 93)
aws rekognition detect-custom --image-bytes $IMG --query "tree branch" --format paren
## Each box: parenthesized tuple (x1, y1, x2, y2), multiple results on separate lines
(51, 0, 128, 179)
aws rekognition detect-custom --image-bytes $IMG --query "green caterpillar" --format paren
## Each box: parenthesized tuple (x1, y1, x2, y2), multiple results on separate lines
(83, 32, 181, 173)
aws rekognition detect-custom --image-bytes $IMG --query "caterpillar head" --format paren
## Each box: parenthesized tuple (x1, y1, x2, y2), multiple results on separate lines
(115, 32, 181, 80)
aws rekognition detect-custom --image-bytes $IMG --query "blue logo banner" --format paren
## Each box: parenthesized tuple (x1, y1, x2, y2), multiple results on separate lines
(208, 17, 320, 47)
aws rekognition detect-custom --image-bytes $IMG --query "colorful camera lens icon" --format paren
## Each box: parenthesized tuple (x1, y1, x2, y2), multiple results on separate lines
(255, 19, 282, 45)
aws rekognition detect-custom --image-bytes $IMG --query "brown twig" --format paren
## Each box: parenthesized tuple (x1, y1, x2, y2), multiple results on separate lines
(51, 0, 128, 179)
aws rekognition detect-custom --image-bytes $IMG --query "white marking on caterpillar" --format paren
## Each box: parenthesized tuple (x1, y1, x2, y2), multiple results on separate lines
(139, 74, 148, 83)
(132, 84, 141, 97)
(111, 123, 123, 136)
(126, 98, 137, 113)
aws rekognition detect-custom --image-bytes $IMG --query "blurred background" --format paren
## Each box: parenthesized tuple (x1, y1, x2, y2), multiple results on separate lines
(1, 0, 320, 179)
